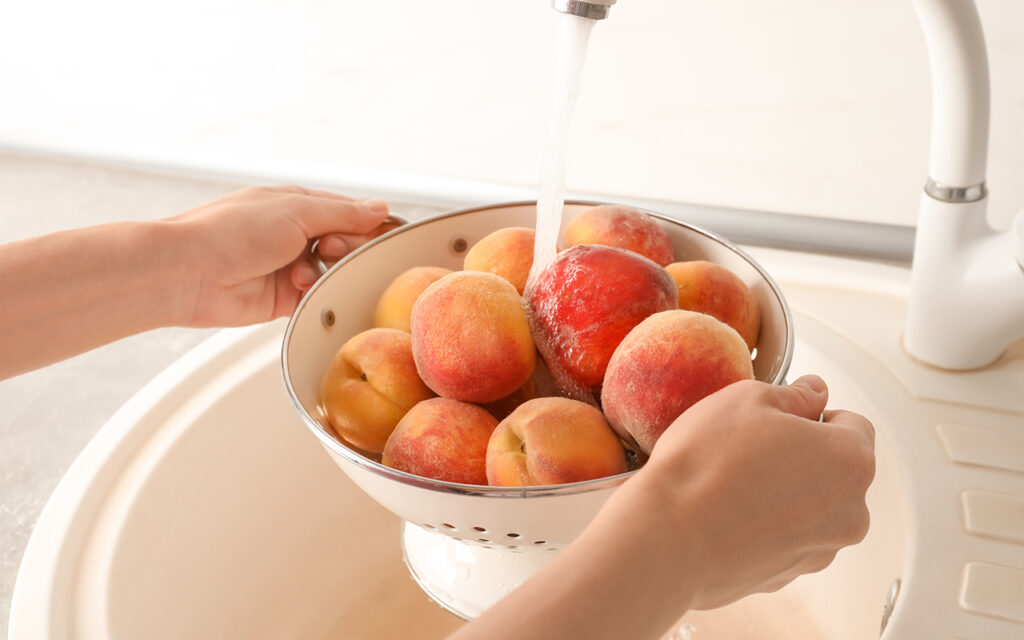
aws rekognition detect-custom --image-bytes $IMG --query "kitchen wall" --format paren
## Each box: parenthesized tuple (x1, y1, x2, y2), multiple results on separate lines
(1, 0, 1021, 230)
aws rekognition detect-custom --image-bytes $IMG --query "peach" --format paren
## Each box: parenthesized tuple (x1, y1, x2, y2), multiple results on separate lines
(479, 354, 562, 420)
(486, 397, 627, 486)
(374, 266, 453, 332)
(562, 204, 675, 266)
(666, 260, 761, 351)
(480, 377, 537, 422)
(411, 271, 537, 403)
(525, 244, 678, 397)
(602, 310, 755, 455)
(382, 397, 497, 485)
(464, 227, 536, 295)
(319, 328, 435, 454)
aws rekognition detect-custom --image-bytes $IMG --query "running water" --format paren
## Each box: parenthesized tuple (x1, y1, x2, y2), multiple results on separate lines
(526, 12, 598, 289)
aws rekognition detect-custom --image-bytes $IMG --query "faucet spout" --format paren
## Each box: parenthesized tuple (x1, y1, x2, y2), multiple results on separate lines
(552, 0, 616, 21)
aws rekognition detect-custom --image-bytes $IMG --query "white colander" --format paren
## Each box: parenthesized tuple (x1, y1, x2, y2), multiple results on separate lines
(281, 201, 793, 619)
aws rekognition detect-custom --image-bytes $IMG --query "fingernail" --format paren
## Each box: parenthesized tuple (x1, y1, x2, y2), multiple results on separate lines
(363, 199, 389, 214)
(793, 374, 827, 394)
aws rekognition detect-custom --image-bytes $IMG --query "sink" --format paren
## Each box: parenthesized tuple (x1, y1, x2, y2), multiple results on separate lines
(9, 247, 1023, 639)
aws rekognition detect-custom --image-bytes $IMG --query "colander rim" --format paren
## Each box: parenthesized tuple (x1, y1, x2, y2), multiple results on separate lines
(281, 200, 794, 498)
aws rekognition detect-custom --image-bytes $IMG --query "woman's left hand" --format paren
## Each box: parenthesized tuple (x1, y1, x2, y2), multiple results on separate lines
(171, 186, 391, 327)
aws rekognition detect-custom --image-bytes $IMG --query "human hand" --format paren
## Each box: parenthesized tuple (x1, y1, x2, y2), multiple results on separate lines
(632, 374, 875, 610)
(447, 374, 874, 640)
(168, 186, 392, 327)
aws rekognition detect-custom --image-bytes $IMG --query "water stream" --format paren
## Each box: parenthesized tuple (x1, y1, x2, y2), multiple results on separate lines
(526, 12, 598, 288)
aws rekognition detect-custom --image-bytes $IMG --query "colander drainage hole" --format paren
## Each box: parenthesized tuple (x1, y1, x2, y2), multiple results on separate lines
(472, 526, 487, 532)
(442, 523, 456, 530)
(421, 523, 436, 530)
(533, 540, 547, 545)
(477, 538, 491, 543)
(506, 532, 520, 538)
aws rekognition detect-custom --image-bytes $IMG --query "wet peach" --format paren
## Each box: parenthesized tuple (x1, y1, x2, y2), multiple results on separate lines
(464, 227, 536, 295)
(602, 310, 754, 455)
(562, 204, 675, 266)
(411, 271, 536, 403)
(374, 266, 453, 332)
(486, 397, 627, 486)
(382, 397, 497, 485)
(319, 328, 435, 453)
(526, 244, 678, 397)
(666, 260, 761, 351)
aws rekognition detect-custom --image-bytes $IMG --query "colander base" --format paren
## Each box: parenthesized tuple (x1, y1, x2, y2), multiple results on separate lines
(400, 521, 563, 619)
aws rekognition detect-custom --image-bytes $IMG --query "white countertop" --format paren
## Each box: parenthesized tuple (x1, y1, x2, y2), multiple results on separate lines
(1, 0, 1022, 230)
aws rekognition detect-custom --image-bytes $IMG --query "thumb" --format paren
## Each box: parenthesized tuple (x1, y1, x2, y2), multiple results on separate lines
(773, 374, 829, 420)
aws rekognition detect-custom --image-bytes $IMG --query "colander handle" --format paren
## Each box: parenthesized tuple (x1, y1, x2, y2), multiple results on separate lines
(310, 215, 408, 275)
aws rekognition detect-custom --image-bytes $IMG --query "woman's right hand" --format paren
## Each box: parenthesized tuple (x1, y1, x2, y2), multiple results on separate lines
(449, 375, 875, 640)
(634, 374, 876, 610)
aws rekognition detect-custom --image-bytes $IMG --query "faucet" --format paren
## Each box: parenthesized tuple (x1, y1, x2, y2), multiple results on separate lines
(552, 0, 1024, 371)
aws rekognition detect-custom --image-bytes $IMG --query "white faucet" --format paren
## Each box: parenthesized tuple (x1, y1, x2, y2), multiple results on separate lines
(553, 0, 1024, 371)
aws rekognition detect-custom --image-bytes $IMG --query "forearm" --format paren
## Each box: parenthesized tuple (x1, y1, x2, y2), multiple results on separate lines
(450, 472, 698, 640)
(0, 220, 193, 379)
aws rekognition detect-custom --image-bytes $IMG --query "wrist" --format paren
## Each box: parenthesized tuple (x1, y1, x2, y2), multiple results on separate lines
(122, 219, 198, 329)
(558, 470, 704, 635)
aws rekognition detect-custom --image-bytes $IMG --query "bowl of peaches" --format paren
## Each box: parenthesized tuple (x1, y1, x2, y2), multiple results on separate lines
(281, 201, 793, 618)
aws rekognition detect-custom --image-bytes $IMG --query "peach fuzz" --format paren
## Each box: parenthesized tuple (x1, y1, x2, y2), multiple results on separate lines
(463, 227, 536, 295)
(486, 397, 627, 487)
(411, 271, 537, 404)
(373, 266, 453, 332)
(319, 328, 435, 454)
(382, 398, 498, 485)
(526, 244, 678, 395)
(602, 310, 754, 455)
(562, 204, 675, 266)
(666, 260, 761, 351)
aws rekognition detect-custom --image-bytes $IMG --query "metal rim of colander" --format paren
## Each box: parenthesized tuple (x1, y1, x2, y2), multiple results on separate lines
(281, 200, 795, 498)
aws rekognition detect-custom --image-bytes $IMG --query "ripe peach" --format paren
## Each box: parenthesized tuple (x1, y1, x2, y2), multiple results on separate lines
(486, 397, 627, 486)
(464, 227, 536, 295)
(480, 378, 537, 422)
(382, 397, 497, 485)
(666, 260, 761, 351)
(602, 310, 755, 455)
(374, 266, 453, 332)
(479, 354, 562, 421)
(562, 204, 675, 266)
(525, 244, 678, 396)
(319, 328, 435, 454)
(411, 271, 537, 403)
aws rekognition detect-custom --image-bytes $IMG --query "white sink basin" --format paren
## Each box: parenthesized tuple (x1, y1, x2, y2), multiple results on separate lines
(9, 250, 1023, 639)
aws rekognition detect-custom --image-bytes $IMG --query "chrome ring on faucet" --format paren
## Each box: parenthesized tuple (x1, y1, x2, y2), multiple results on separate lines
(551, 0, 612, 20)
(924, 178, 987, 203)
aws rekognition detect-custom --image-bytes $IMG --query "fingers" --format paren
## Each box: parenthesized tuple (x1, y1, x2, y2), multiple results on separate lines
(317, 233, 363, 262)
(822, 409, 877, 506)
(766, 374, 829, 420)
(290, 260, 319, 291)
(823, 409, 876, 448)
(284, 194, 390, 239)
(257, 185, 357, 201)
